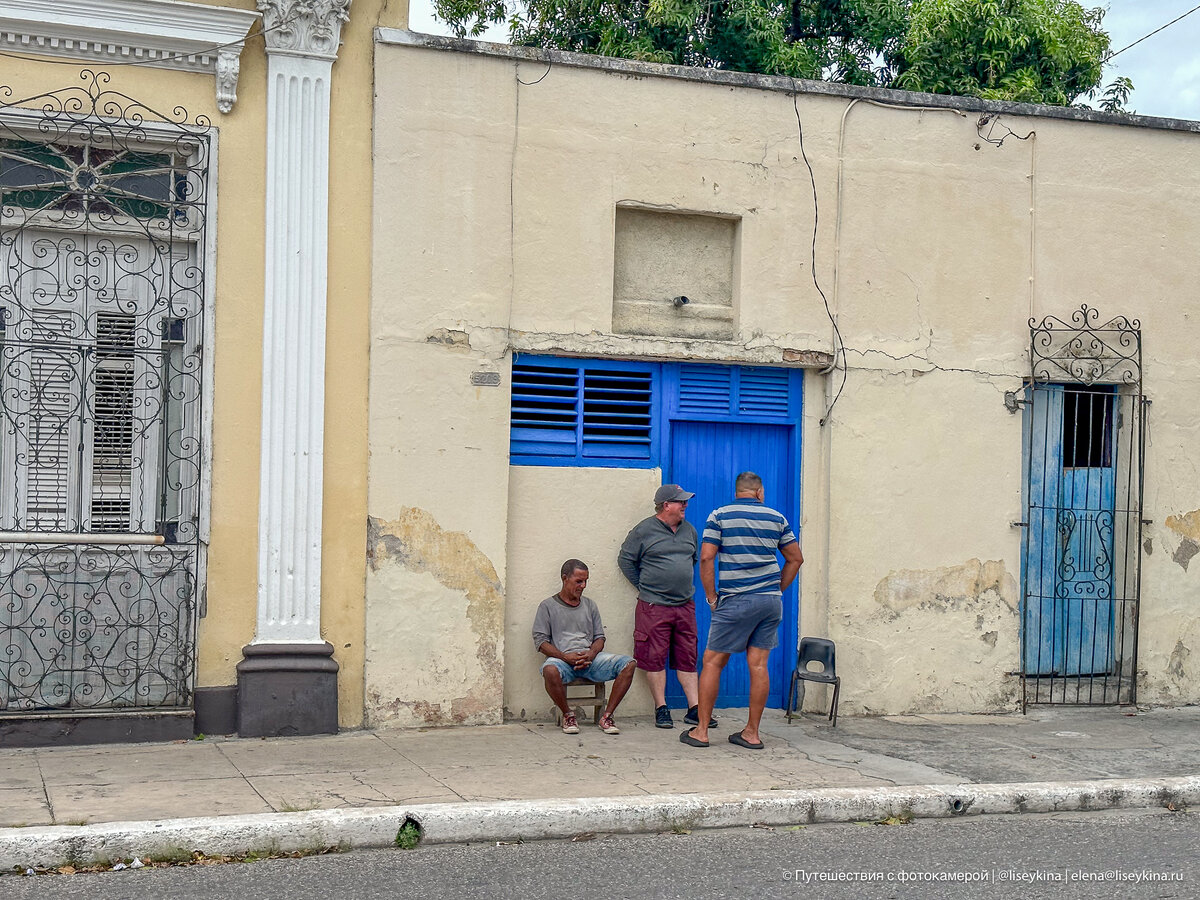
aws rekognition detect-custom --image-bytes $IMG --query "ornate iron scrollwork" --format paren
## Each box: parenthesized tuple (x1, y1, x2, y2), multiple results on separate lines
(0, 71, 209, 712)
(1029, 304, 1141, 386)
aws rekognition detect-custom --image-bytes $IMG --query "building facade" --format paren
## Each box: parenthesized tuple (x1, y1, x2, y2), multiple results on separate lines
(366, 32, 1200, 726)
(0, 0, 404, 744)
(3, 6, 1198, 745)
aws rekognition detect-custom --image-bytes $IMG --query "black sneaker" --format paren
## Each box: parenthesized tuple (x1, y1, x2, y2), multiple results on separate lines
(683, 705, 718, 728)
(654, 705, 674, 728)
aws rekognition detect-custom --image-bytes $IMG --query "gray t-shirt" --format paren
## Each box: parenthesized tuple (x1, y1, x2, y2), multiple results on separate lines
(532, 593, 605, 654)
(617, 515, 699, 606)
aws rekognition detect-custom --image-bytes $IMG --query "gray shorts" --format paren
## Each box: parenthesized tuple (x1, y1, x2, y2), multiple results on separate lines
(706, 593, 783, 654)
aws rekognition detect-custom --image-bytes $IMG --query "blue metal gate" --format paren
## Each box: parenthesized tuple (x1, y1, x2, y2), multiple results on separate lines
(1021, 306, 1144, 707)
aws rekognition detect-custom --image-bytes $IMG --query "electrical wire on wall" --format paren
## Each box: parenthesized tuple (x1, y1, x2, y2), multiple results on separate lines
(791, 92, 846, 427)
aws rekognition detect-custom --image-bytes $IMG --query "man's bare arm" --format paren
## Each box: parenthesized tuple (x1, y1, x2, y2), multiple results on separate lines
(779, 542, 804, 592)
(700, 543, 719, 606)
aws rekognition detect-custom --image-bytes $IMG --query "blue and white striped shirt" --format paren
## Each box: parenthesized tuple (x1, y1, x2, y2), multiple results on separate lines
(702, 499, 797, 598)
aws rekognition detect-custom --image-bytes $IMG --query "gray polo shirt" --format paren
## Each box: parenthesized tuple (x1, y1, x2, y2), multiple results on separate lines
(617, 515, 699, 606)
(532, 593, 605, 654)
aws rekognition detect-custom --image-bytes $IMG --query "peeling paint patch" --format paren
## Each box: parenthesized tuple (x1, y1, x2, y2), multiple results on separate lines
(847, 559, 1020, 714)
(1165, 509, 1200, 542)
(367, 510, 503, 725)
(1167, 641, 1190, 680)
(874, 559, 1018, 618)
(1143, 537, 1153, 556)
(1172, 538, 1198, 572)
(425, 328, 471, 349)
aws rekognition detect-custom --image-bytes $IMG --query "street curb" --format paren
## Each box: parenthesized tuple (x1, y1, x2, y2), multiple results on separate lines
(2, 775, 1197, 870)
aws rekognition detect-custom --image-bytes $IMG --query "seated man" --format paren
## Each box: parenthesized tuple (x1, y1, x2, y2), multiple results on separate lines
(534, 558, 636, 735)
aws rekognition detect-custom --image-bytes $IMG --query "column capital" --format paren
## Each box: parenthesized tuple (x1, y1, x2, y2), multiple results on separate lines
(256, 0, 351, 58)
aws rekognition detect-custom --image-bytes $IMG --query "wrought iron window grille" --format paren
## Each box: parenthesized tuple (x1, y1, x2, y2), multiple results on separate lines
(0, 71, 210, 714)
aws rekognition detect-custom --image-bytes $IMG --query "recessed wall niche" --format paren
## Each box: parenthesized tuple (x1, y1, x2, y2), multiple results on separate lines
(612, 207, 737, 340)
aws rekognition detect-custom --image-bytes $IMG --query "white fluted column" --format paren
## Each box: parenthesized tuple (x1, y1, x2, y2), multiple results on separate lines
(238, 0, 350, 737)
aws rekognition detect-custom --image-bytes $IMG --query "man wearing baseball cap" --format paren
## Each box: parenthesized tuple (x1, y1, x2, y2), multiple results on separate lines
(617, 483, 716, 730)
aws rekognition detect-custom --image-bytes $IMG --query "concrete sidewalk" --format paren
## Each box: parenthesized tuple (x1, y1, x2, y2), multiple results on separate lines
(1, 706, 1198, 866)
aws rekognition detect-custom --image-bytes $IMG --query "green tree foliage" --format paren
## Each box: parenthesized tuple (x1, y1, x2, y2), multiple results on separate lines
(896, 0, 1111, 105)
(433, 0, 1127, 107)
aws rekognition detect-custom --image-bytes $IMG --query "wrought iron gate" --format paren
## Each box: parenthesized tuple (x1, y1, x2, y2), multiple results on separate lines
(0, 73, 209, 714)
(1021, 305, 1145, 709)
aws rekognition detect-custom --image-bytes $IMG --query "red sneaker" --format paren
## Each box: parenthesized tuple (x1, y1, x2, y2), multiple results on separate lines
(561, 712, 579, 734)
(598, 712, 620, 734)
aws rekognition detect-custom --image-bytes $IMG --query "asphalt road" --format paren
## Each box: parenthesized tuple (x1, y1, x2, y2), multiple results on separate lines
(2, 809, 1197, 899)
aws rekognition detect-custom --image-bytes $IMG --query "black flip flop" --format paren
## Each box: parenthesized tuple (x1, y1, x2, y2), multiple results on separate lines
(728, 732, 765, 750)
(679, 728, 709, 748)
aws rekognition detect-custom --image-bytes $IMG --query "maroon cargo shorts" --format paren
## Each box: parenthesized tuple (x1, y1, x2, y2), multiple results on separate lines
(634, 599, 698, 673)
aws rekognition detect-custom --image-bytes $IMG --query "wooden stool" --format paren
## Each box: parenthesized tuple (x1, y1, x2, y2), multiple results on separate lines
(558, 678, 607, 724)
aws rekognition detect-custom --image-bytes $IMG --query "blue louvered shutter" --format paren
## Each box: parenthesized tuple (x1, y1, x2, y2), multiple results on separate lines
(510, 362, 579, 457)
(678, 365, 732, 415)
(510, 356, 657, 465)
(737, 368, 790, 417)
(582, 368, 652, 460)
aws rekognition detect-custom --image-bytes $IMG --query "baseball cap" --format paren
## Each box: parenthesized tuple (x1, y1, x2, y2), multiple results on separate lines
(654, 484, 695, 504)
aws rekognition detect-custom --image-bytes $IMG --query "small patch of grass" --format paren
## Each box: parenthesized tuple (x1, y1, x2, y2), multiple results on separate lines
(277, 798, 320, 813)
(395, 818, 423, 850)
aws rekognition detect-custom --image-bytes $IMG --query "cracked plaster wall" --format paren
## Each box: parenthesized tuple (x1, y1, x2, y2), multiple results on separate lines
(1032, 125, 1200, 706)
(363, 333, 512, 726)
(823, 368, 1024, 713)
(370, 40, 1200, 719)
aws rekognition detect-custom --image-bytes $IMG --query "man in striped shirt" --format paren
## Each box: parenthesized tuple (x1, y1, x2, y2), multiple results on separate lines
(680, 471, 803, 751)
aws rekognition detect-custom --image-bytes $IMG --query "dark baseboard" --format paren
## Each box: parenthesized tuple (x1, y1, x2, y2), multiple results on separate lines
(0, 710, 194, 747)
(194, 685, 239, 736)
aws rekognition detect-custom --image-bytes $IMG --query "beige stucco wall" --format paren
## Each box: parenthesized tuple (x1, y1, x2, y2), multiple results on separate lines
(368, 35, 1200, 721)
(1031, 123, 1200, 706)
(504, 467, 659, 720)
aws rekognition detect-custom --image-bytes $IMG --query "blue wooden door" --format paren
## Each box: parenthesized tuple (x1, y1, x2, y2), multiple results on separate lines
(665, 420, 798, 708)
(1024, 384, 1116, 675)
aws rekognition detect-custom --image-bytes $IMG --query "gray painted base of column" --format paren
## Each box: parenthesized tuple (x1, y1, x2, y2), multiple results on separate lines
(236, 642, 339, 737)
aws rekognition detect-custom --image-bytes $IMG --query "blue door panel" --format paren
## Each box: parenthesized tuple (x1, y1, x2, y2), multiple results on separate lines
(665, 419, 798, 709)
(1024, 385, 1062, 674)
(1024, 384, 1116, 676)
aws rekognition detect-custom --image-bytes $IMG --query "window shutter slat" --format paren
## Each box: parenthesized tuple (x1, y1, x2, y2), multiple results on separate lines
(583, 369, 651, 459)
(509, 357, 656, 464)
(511, 363, 579, 456)
(24, 334, 76, 530)
(738, 368, 790, 417)
(89, 312, 136, 531)
(678, 364, 732, 415)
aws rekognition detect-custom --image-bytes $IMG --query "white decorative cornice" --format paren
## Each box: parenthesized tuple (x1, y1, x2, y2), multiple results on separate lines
(257, 0, 350, 59)
(0, 0, 260, 113)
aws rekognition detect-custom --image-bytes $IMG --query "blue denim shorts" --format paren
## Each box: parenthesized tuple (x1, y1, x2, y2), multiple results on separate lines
(543, 650, 635, 684)
(706, 593, 783, 654)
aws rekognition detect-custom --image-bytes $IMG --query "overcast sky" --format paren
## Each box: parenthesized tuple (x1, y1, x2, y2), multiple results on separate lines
(405, 1, 1200, 121)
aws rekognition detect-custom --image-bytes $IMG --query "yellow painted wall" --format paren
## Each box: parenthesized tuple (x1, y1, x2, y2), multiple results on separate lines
(1, 0, 411, 729)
